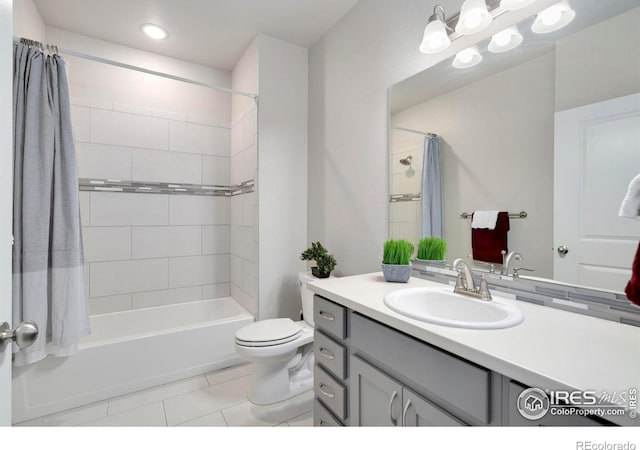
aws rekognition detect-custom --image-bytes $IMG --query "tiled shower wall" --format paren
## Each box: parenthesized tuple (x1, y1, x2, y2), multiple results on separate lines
(230, 102, 258, 316)
(72, 98, 234, 315)
(389, 127, 423, 246)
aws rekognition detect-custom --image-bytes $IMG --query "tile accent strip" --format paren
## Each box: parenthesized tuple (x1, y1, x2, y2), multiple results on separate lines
(390, 193, 421, 203)
(411, 260, 640, 328)
(79, 178, 255, 197)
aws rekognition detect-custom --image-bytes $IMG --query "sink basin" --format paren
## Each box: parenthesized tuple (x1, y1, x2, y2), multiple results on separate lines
(383, 286, 523, 329)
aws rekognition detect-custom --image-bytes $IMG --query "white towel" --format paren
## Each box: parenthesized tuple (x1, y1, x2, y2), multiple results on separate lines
(471, 210, 500, 230)
(619, 173, 640, 220)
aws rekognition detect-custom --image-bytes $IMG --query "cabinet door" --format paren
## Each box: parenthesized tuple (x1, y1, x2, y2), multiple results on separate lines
(350, 356, 403, 426)
(402, 387, 466, 426)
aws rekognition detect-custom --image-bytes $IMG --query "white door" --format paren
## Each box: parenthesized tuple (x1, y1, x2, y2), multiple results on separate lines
(554, 93, 640, 291)
(0, 0, 13, 426)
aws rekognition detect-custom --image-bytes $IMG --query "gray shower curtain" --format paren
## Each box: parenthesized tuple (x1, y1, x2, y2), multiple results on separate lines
(419, 136, 444, 239)
(12, 43, 90, 365)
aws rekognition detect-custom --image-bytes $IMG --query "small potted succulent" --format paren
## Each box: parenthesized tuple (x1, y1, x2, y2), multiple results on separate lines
(416, 237, 447, 263)
(300, 241, 337, 279)
(382, 239, 414, 283)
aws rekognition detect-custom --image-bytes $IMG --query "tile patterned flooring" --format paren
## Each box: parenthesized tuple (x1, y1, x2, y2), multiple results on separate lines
(15, 363, 314, 427)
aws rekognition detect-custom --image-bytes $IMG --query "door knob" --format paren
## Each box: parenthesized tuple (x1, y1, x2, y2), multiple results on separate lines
(557, 245, 569, 256)
(0, 321, 39, 352)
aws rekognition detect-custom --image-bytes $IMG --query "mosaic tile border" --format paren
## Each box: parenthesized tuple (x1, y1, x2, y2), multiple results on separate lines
(389, 193, 421, 203)
(79, 178, 255, 197)
(411, 260, 640, 328)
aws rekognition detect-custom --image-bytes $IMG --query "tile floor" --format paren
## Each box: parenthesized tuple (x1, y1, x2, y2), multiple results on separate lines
(15, 363, 314, 427)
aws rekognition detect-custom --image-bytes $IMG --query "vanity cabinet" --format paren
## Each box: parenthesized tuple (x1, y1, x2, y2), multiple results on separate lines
(350, 355, 464, 426)
(312, 294, 615, 427)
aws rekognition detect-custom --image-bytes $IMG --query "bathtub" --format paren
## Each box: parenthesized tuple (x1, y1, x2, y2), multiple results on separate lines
(12, 297, 254, 423)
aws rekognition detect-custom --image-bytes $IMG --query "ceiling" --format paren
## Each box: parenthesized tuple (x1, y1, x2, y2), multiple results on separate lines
(32, 0, 359, 70)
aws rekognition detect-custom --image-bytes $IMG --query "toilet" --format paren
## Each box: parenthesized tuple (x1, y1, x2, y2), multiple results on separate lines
(235, 271, 324, 405)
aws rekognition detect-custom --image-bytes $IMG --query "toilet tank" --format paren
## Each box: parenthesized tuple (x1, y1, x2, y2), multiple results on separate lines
(299, 271, 324, 327)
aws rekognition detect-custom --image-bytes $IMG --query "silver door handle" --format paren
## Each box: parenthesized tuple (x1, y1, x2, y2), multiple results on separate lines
(318, 311, 335, 321)
(402, 399, 412, 426)
(388, 390, 398, 426)
(557, 245, 569, 256)
(0, 321, 39, 352)
(318, 347, 335, 360)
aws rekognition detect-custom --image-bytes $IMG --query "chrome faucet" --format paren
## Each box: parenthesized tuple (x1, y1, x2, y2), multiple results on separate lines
(452, 258, 492, 301)
(502, 251, 522, 276)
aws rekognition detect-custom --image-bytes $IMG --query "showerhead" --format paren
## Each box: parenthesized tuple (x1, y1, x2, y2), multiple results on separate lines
(399, 155, 413, 166)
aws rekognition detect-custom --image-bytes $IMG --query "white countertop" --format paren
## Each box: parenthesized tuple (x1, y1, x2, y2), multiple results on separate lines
(308, 272, 640, 426)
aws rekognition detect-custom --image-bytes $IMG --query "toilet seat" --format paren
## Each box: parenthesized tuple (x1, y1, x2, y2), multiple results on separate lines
(235, 318, 303, 348)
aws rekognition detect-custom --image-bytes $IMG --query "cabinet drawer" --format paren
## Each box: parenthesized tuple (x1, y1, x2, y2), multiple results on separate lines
(314, 330, 347, 379)
(351, 313, 491, 424)
(314, 399, 343, 426)
(314, 295, 347, 339)
(314, 364, 347, 421)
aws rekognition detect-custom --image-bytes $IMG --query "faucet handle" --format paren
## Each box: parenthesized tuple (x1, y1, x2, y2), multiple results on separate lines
(512, 267, 534, 278)
(478, 275, 492, 300)
(454, 271, 466, 291)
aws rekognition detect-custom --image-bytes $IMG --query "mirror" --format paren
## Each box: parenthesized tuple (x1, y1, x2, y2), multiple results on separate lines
(389, 0, 640, 293)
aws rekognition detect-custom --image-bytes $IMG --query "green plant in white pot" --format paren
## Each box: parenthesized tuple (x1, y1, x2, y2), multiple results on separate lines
(300, 242, 337, 278)
(382, 239, 414, 283)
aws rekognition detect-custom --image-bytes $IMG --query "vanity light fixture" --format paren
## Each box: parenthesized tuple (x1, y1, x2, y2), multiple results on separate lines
(499, 0, 537, 11)
(531, 0, 575, 34)
(452, 46, 483, 69)
(419, 5, 452, 54)
(488, 25, 523, 53)
(141, 23, 168, 40)
(455, 0, 493, 35)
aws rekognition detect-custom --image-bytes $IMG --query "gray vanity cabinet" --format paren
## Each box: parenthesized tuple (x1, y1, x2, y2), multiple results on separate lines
(350, 355, 464, 426)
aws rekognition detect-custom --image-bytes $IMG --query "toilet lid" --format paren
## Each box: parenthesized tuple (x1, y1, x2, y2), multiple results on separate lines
(235, 318, 302, 347)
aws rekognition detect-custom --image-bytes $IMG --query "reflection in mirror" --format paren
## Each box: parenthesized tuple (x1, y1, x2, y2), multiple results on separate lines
(389, 0, 640, 292)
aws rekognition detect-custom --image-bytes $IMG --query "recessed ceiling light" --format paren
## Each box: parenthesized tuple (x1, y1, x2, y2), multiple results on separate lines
(141, 24, 168, 40)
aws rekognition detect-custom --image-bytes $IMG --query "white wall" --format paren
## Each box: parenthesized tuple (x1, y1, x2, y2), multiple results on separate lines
(308, 0, 561, 276)
(230, 40, 259, 316)
(392, 53, 556, 278)
(13, 0, 44, 42)
(555, 7, 640, 112)
(256, 34, 308, 320)
(0, 0, 13, 427)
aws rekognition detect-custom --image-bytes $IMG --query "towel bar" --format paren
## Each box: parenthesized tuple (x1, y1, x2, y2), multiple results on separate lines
(460, 211, 527, 219)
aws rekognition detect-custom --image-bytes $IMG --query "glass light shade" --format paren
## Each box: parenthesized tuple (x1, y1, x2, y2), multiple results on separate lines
(452, 46, 483, 69)
(488, 26, 523, 53)
(531, 0, 575, 34)
(500, 0, 537, 11)
(455, 0, 492, 35)
(419, 19, 452, 54)
(141, 24, 168, 40)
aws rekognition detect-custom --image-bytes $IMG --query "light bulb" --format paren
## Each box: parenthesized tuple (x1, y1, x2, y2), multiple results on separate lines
(455, 0, 492, 35)
(488, 26, 523, 53)
(419, 18, 451, 54)
(453, 46, 482, 69)
(532, 1, 575, 34)
(141, 24, 168, 40)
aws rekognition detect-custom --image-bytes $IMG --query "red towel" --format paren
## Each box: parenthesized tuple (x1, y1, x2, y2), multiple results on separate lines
(625, 241, 640, 307)
(471, 212, 510, 264)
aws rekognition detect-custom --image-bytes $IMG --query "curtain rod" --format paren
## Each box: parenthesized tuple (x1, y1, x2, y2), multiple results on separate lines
(391, 126, 438, 138)
(13, 37, 258, 101)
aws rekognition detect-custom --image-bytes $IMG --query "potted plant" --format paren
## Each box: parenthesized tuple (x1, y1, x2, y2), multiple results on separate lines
(382, 239, 414, 283)
(416, 237, 447, 263)
(300, 241, 337, 278)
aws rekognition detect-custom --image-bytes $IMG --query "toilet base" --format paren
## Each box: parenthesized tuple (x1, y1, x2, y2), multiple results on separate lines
(247, 345, 314, 405)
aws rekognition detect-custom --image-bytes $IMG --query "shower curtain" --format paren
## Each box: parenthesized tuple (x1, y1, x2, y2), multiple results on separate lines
(12, 43, 90, 365)
(419, 136, 444, 239)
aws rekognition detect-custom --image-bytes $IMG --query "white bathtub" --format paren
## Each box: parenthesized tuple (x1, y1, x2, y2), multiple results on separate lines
(12, 297, 254, 423)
